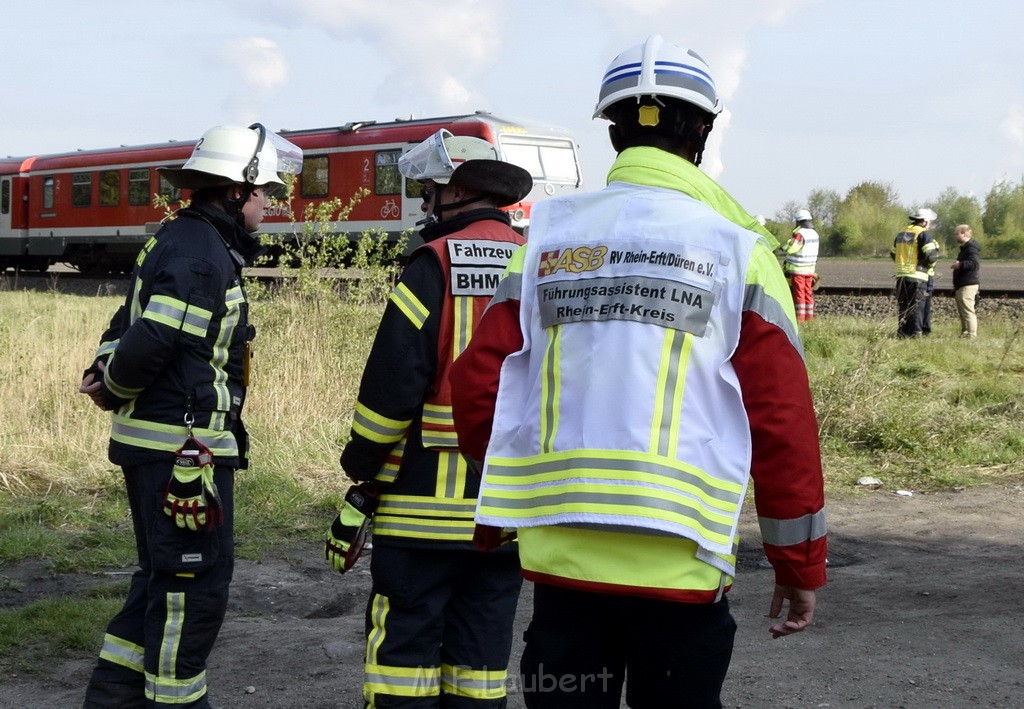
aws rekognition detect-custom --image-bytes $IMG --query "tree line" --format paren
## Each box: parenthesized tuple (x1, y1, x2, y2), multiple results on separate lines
(764, 177, 1024, 258)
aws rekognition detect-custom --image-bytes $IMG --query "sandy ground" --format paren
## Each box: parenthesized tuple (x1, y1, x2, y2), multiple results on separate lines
(2, 483, 1023, 708)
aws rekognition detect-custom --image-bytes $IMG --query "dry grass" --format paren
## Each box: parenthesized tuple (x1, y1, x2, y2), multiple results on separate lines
(0, 285, 384, 498)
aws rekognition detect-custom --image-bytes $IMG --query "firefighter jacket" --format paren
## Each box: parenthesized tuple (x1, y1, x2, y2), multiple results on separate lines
(783, 226, 819, 275)
(451, 147, 827, 602)
(340, 210, 525, 549)
(90, 201, 262, 469)
(891, 224, 939, 281)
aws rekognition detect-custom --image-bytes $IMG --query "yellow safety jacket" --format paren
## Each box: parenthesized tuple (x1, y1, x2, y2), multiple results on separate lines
(891, 224, 938, 281)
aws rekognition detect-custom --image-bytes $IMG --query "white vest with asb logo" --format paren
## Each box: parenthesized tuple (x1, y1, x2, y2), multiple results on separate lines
(478, 183, 767, 576)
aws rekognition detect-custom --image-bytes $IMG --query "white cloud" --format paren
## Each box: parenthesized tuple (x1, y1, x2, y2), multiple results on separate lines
(264, 0, 502, 112)
(1000, 105, 1024, 149)
(223, 37, 288, 92)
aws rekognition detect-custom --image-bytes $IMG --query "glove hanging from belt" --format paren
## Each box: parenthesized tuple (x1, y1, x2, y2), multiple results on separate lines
(163, 436, 223, 532)
(325, 483, 379, 573)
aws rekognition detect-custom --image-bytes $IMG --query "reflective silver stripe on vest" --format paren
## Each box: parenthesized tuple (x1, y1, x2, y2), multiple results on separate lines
(652, 329, 690, 458)
(485, 270, 523, 313)
(743, 282, 804, 359)
(759, 508, 828, 546)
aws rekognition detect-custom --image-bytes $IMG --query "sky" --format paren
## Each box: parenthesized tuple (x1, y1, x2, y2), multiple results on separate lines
(2, 0, 1023, 220)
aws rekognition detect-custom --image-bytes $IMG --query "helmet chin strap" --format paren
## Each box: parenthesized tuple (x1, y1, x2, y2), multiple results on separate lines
(416, 185, 489, 226)
(224, 183, 256, 227)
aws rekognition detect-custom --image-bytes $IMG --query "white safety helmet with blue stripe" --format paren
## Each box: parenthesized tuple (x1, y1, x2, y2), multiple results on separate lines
(594, 34, 723, 120)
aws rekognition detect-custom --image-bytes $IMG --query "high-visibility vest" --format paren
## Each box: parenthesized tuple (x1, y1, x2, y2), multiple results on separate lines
(783, 227, 819, 275)
(477, 185, 799, 583)
(372, 219, 524, 544)
(892, 224, 936, 281)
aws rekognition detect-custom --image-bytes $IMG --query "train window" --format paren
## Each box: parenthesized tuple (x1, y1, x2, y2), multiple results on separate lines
(500, 136, 579, 184)
(100, 170, 120, 207)
(301, 156, 328, 197)
(1, 180, 8, 215)
(72, 173, 92, 207)
(129, 169, 150, 205)
(43, 177, 54, 209)
(158, 174, 180, 203)
(375, 150, 401, 195)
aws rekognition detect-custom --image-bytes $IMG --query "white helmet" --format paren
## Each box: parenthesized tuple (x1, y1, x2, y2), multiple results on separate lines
(909, 207, 937, 223)
(399, 129, 532, 207)
(794, 208, 813, 222)
(160, 123, 303, 190)
(594, 35, 723, 120)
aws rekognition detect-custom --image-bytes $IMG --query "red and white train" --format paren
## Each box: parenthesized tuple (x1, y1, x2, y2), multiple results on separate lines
(0, 111, 583, 272)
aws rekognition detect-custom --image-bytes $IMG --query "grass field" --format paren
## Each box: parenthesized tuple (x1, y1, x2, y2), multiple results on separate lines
(1, 279, 1023, 572)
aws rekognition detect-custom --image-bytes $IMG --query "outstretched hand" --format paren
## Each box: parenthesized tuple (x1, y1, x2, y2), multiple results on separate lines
(768, 584, 816, 639)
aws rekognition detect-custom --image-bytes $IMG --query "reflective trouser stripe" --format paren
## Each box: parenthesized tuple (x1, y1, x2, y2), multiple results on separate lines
(145, 669, 207, 705)
(159, 592, 184, 678)
(365, 663, 441, 698)
(98, 632, 144, 673)
(441, 663, 508, 699)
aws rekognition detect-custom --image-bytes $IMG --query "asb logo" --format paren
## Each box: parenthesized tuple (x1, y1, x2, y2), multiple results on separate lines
(537, 246, 608, 276)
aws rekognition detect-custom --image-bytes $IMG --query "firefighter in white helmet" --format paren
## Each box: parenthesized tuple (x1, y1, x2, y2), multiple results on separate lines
(891, 207, 940, 337)
(450, 35, 827, 707)
(783, 208, 820, 321)
(79, 124, 301, 708)
(325, 129, 532, 706)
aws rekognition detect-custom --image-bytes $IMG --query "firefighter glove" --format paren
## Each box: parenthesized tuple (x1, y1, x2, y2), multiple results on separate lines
(163, 437, 222, 532)
(325, 483, 379, 573)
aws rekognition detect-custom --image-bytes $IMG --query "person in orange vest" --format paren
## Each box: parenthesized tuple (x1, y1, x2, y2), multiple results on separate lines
(325, 130, 533, 707)
(451, 35, 826, 709)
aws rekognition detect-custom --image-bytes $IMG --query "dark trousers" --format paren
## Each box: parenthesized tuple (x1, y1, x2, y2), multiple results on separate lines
(83, 461, 235, 708)
(364, 544, 523, 708)
(896, 277, 927, 338)
(521, 584, 736, 709)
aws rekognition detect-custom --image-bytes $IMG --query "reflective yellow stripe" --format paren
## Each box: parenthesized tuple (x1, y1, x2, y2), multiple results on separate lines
(159, 592, 184, 679)
(390, 282, 429, 329)
(374, 488, 478, 540)
(540, 326, 562, 454)
(210, 286, 243, 413)
(98, 633, 144, 673)
(433, 450, 466, 498)
(111, 415, 239, 458)
(374, 437, 406, 484)
(650, 329, 690, 457)
(453, 295, 471, 355)
(352, 402, 410, 444)
(145, 669, 207, 704)
(441, 663, 507, 699)
(365, 663, 440, 698)
(421, 404, 459, 448)
(481, 450, 743, 548)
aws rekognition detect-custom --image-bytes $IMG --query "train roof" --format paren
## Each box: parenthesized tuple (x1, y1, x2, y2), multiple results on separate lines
(3, 111, 578, 173)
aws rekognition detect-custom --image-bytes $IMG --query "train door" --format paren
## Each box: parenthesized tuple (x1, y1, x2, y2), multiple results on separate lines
(0, 178, 11, 235)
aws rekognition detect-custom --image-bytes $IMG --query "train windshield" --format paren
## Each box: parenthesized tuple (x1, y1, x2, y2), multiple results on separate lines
(499, 136, 580, 186)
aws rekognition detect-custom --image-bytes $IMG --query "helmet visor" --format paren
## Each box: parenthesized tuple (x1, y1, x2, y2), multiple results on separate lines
(399, 129, 456, 183)
(265, 131, 303, 176)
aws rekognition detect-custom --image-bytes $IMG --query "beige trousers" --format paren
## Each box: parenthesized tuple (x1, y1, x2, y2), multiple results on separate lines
(954, 284, 979, 337)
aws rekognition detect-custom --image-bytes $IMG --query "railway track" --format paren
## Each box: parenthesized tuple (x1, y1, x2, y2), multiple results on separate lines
(4, 259, 1023, 299)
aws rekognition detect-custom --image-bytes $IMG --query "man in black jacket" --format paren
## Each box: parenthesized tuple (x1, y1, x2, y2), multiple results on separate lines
(951, 224, 981, 338)
(79, 124, 301, 708)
